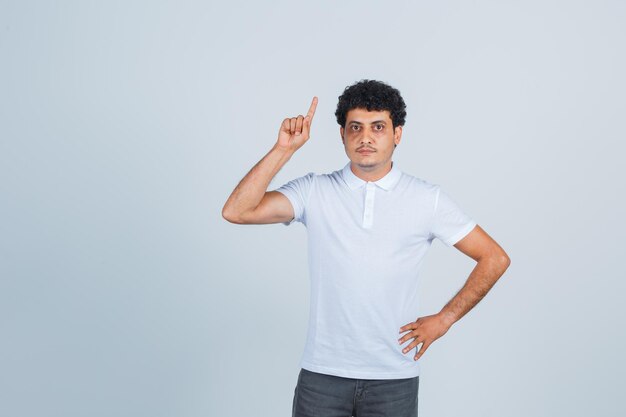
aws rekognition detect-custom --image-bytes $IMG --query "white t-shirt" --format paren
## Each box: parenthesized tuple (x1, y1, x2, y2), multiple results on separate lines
(275, 161, 477, 379)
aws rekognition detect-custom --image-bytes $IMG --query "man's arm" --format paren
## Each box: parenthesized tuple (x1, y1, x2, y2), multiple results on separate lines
(398, 225, 511, 361)
(222, 97, 318, 224)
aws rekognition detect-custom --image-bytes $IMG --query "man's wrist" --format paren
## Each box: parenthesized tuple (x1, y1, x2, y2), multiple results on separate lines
(437, 310, 457, 328)
(272, 142, 297, 156)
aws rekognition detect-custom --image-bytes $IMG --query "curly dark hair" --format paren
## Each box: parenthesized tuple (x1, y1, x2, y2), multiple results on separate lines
(335, 79, 407, 128)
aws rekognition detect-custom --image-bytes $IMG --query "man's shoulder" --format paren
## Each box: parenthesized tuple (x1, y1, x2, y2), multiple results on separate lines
(301, 166, 344, 184)
(278, 168, 342, 190)
(397, 170, 440, 194)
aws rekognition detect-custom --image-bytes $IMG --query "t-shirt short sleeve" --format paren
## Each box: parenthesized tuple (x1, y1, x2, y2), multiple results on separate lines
(430, 186, 477, 246)
(273, 172, 315, 226)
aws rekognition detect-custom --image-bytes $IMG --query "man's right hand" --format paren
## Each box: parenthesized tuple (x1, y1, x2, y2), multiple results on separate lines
(222, 96, 318, 225)
(276, 96, 318, 152)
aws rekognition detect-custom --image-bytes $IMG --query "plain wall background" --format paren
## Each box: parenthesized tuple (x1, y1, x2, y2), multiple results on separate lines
(1, 1, 625, 416)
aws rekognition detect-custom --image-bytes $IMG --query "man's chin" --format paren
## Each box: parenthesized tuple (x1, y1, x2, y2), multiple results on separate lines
(353, 160, 378, 170)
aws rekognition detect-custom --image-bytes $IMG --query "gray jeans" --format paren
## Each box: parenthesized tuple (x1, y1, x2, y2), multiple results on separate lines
(291, 368, 419, 417)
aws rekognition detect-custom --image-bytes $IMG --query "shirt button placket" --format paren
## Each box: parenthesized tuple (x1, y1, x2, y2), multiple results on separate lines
(363, 182, 375, 228)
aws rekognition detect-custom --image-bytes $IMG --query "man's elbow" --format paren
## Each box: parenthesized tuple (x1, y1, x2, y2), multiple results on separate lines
(497, 250, 511, 271)
(480, 249, 510, 272)
(222, 206, 244, 224)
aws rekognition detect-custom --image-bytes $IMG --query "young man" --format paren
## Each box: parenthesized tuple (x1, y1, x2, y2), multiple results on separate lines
(222, 80, 510, 417)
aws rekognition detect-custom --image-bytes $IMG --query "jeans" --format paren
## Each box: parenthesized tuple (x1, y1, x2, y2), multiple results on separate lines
(291, 368, 419, 417)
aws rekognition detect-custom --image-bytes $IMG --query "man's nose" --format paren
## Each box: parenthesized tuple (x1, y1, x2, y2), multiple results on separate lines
(359, 132, 373, 144)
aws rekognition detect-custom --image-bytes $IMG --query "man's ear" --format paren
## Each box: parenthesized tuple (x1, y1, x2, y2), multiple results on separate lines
(340, 126, 345, 144)
(394, 125, 403, 146)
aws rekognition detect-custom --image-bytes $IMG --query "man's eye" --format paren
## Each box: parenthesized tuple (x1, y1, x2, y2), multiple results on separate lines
(375, 125, 383, 130)
(351, 125, 359, 131)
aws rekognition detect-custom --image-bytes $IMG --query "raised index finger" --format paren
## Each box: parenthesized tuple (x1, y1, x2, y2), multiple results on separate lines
(306, 96, 318, 123)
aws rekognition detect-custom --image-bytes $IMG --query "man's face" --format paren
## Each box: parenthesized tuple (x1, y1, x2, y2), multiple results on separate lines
(340, 108, 402, 172)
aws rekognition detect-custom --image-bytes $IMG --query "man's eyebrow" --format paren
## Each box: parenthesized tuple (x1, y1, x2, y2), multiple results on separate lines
(348, 120, 387, 125)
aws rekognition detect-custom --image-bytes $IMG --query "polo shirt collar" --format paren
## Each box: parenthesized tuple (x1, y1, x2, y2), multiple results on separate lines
(342, 161, 402, 191)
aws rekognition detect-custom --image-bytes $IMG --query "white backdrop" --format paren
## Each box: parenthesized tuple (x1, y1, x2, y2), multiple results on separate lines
(1, 1, 625, 416)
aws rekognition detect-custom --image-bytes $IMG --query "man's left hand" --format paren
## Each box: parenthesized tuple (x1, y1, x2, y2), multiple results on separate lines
(398, 313, 453, 361)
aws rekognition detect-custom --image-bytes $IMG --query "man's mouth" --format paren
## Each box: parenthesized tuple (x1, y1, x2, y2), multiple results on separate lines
(357, 148, 375, 154)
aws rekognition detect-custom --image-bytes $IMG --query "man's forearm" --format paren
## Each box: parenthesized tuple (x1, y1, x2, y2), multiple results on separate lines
(438, 255, 510, 327)
(222, 144, 294, 220)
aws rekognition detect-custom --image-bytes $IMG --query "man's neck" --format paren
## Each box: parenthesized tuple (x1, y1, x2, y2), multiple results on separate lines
(350, 161, 393, 182)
